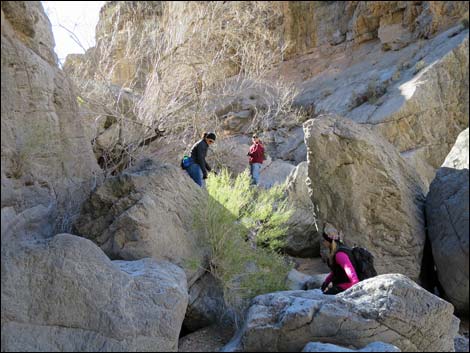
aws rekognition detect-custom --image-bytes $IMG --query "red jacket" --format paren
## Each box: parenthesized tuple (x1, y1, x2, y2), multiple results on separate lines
(248, 142, 265, 164)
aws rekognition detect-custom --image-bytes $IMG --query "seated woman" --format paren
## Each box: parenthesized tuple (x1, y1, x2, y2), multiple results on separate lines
(321, 223, 359, 295)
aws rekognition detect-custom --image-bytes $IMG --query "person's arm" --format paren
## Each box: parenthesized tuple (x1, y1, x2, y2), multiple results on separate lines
(196, 142, 208, 178)
(321, 272, 333, 291)
(335, 252, 359, 290)
(247, 145, 254, 157)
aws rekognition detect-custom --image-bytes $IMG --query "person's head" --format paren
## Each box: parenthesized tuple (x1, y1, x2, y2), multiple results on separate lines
(322, 223, 344, 264)
(203, 132, 216, 146)
(252, 133, 260, 143)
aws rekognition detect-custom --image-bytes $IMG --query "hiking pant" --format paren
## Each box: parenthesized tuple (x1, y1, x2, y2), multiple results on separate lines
(250, 163, 262, 185)
(187, 163, 204, 187)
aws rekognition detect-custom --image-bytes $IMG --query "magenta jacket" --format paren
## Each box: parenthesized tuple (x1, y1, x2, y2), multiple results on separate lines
(324, 252, 359, 290)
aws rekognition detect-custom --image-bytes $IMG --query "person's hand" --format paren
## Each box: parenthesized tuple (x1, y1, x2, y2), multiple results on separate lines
(321, 282, 332, 293)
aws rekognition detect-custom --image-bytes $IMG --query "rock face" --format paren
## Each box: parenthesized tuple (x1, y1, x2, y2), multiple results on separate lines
(367, 32, 469, 188)
(1, 234, 188, 352)
(63, 2, 163, 90)
(304, 115, 426, 280)
(1, 1, 102, 239)
(222, 274, 458, 352)
(74, 158, 207, 284)
(292, 26, 469, 188)
(284, 162, 320, 257)
(426, 128, 469, 314)
(281, 2, 469, 59)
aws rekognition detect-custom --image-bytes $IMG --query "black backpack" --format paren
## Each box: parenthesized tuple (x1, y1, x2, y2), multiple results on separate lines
(338, 245, 377, 281)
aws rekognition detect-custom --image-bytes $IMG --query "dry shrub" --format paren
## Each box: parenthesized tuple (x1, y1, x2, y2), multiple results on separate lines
(66, 2, 299, 175)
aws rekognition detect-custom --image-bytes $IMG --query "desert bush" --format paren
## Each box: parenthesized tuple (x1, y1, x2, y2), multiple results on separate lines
(194, 169, 293, 322)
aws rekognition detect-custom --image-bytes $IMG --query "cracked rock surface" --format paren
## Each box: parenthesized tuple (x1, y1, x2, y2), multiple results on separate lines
(222, 274, 458, 352)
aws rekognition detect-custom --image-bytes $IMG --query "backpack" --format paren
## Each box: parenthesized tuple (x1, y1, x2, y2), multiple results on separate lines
(338, 245, 377, 281)
(181, 155, 193, 169)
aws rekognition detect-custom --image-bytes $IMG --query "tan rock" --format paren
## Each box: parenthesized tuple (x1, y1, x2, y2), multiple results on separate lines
(304, 115, 426, 280)
(426, 128, 469, 314)
(1, 234, 188, 352)
(74, 158, 208, 285)
(284, 162, 320, 257)
(1, 1, 101, 238)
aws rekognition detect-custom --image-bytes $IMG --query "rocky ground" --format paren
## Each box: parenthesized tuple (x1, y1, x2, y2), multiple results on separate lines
(178, 325, 234, 352)
(290, 256, 330, 275)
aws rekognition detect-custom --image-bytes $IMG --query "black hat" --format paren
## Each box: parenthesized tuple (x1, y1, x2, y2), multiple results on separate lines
(206, 132, 216, 141)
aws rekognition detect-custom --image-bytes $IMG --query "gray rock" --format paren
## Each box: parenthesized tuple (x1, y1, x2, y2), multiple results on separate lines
(284, 162, 321, 257)
(222, 274, 458, 352)
(1, 234, 188, 352)
(302, 341, 401, 352)
(74, 158, 208, 285)
(286, 269, 314, 291)
(1, 1, 102, 239)
(262, 127, 307, 164)
(454, 334, 470, 353)
(304, 115, 426, 280)
(303, 274, 330, 290)
(259, 159, 296, 189)
(286, 269, 329, 291)
(184, 273, 225, 332)
(426, 128, 469, 314)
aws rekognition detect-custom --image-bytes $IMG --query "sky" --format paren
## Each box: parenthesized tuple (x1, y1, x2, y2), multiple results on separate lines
(42, 1, 105, 64)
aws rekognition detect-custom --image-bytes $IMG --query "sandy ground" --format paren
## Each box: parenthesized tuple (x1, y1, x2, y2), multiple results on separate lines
(178, 325, 235, 352)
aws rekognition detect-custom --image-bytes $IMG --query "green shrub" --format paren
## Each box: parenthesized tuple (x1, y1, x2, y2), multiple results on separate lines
(194, 169, 293, 319)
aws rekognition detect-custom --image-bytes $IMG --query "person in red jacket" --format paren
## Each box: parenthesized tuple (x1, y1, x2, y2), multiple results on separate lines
(247, 134, 265, 185)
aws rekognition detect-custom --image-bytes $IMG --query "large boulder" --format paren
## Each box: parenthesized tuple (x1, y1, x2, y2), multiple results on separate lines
(284, 162, 321, 257)
(304, 115, 426, 280)
(1, 1, 102, 239)
(426, 128, 469, 314)
(74, 158, 207, 285)
(259, 159, 296, 189)
(1, 234, 188, 352)
(222, 274, 458, 352)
